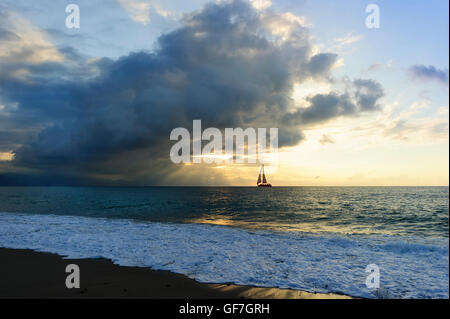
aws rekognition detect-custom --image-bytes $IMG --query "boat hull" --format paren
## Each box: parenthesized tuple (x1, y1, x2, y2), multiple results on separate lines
(257, 183, 272, 187)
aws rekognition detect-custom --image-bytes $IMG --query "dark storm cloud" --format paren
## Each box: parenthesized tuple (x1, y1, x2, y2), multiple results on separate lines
(300, 93, 356, 124)
(408, 65, 449, 84)
(0, 129, 31, 152)
(0, 0, 384, 185)
(353, 79, 384, 111)
(280, 79, 384, 126)
(305, 53, 337, 78)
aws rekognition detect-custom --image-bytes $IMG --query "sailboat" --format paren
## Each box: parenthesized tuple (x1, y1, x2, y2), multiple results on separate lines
(257, 164, 272, 187)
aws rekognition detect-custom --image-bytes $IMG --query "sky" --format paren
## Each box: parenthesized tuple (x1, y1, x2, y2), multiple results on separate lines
(0, 0, 448, 186)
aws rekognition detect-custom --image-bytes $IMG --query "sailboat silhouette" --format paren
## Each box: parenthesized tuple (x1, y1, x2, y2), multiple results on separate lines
(257, 164, 272, 187)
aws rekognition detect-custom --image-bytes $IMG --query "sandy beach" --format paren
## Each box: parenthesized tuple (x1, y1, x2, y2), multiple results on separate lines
(0, 248, 350, 299)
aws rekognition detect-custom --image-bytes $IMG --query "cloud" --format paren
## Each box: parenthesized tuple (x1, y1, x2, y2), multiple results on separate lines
(319, 134, 335, 145)
(0, 152, 14, 161)
(305, 53, 338, 78)
(0, 11, 64, 64)
(383, 99, 448, 142)
(117, 0, 151, 24)
(408, 65, 449, 84)
(0, 0, 384, 185)
(368, 59, 392, 72)
(250, 0, 272, 10)
(281, 79, 384, 127)
(383, 118, 449, 141)
(152, 2, 175, 18)
(333, 33, 364, 49)
(117, 0, 175, 24)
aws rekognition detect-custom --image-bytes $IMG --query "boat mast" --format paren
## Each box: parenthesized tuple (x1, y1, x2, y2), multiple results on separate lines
(262, 164, 267, 184)
(257, 166, 262, 185)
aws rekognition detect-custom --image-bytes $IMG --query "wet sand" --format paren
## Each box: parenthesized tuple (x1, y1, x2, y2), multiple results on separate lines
(0, 248, 351, 299)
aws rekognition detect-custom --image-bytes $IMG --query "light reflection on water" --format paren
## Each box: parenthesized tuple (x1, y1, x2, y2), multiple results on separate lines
(0, 186, 448, 238)
(188, 215, 388, 235)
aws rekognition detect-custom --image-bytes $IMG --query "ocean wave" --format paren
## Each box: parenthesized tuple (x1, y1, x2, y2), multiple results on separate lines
(0, 211, 448, 298)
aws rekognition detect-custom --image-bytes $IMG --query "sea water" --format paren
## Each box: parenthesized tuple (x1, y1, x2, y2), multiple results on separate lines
(0, 186, 448, 298)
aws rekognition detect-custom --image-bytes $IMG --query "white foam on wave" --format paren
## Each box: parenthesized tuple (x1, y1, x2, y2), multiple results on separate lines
(0, 212, 448, 298)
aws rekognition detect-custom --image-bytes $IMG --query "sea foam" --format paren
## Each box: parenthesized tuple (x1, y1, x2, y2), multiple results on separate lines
(0, 212, 448, 298)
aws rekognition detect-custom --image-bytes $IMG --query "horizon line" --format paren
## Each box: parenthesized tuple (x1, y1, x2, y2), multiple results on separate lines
(0, 185, 448, 188)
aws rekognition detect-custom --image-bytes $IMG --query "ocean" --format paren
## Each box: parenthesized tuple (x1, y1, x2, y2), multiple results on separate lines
(0, 186, 448, 298)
